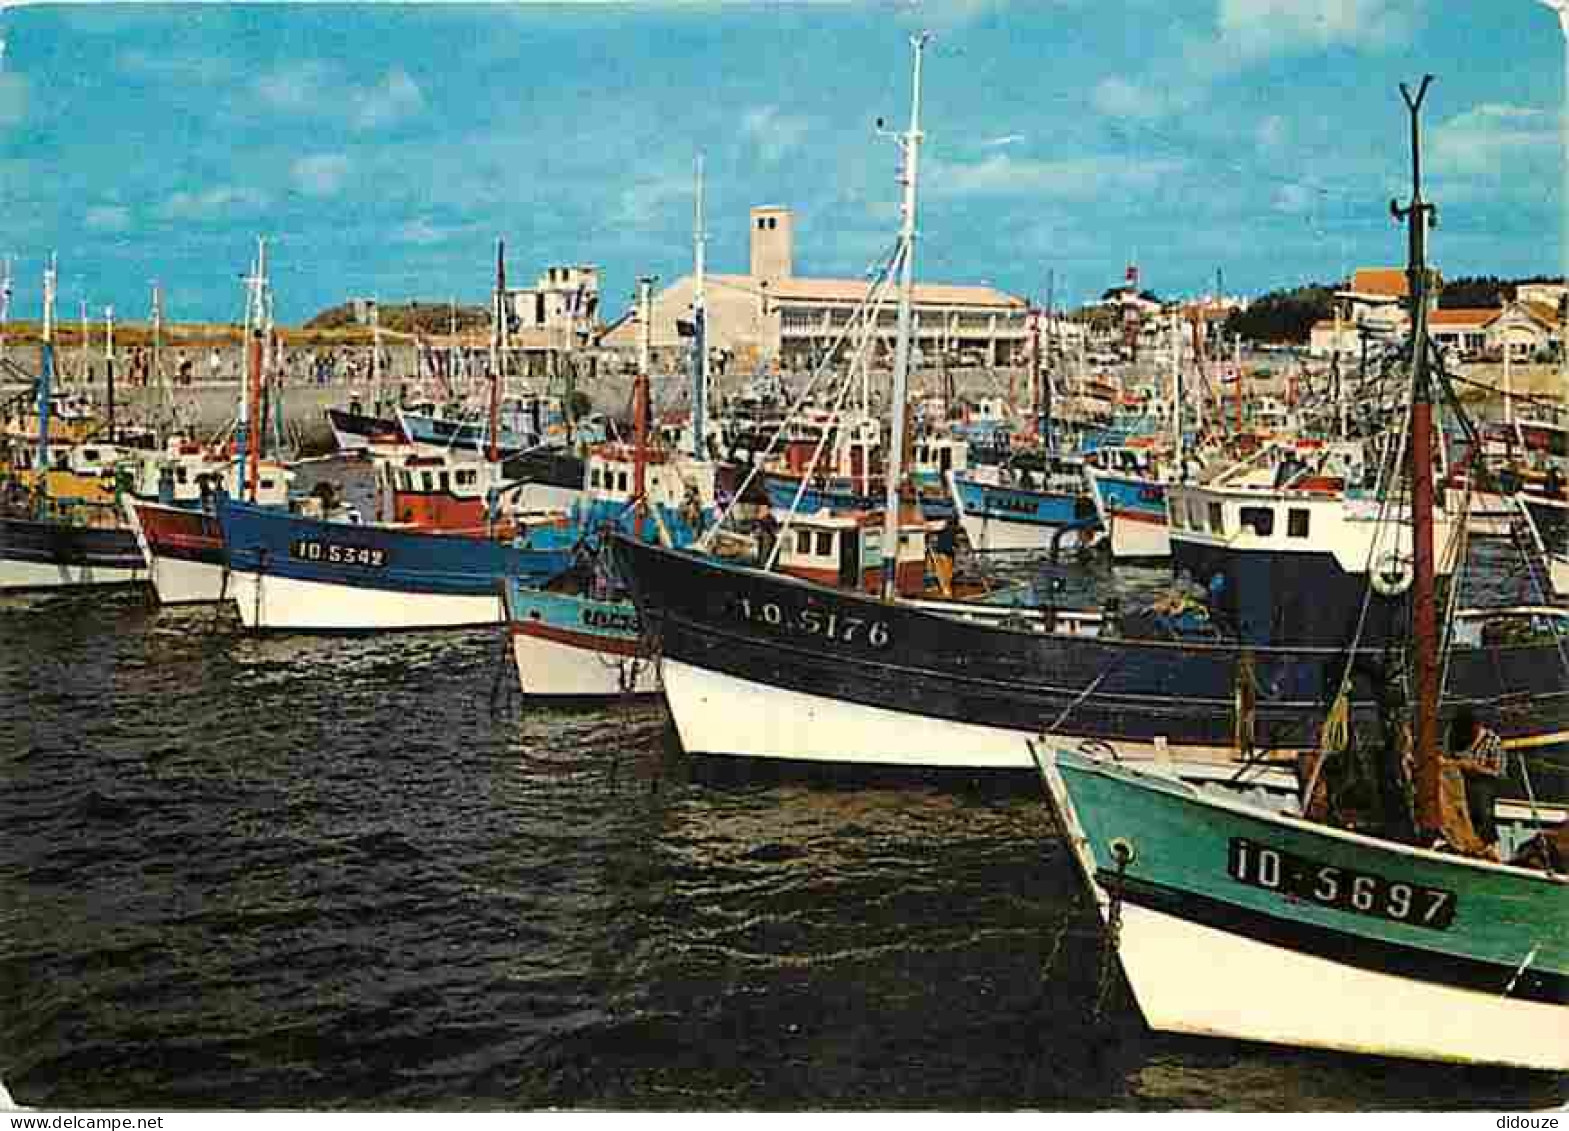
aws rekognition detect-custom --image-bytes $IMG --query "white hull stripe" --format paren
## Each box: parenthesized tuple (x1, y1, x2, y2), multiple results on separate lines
(1114, 902, 1568, 1071)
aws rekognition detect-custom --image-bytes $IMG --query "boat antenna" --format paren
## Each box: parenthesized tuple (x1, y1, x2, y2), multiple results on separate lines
(36, 254, 55, 475)
(490, 240, 506, 464)
(635, 275, 655, 529)
(878, 31, 931, 602)
(104, 304, 115, 445)
(690, 152, 708, 459)
(1390, 74, 1443, 837)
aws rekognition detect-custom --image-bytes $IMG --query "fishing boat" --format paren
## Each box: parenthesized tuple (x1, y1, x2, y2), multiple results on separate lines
(611, 51, 1569, 786)
(125, 244, 300, 605)
(0, 260, 145, 591)
(1033, 80, 1568, 1073)
(1083, 445, 1170, 560)
(947, 461, 1098, 553)
(216, 245, 577, 632)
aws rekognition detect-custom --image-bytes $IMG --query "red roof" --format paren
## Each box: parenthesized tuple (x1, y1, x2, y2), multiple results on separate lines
(1347, 268, 1409, 298)
(1429, 308, 1497, 328)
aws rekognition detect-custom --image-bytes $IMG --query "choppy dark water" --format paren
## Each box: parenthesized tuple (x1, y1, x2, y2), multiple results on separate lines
(1, 586, 1564, 1112)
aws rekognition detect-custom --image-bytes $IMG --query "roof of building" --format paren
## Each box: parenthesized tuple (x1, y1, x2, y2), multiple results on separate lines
(710, 273, 1025, 309)
(1344, 268, 1409, 299)
(1515, 299, 1562, 329)
(1429, 308, 1498, 328)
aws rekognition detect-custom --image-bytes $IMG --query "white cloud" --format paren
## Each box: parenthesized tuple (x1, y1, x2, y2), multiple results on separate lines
(395, 218, 460, 246)
(615, 171, 690, 229)
(1431, 103, 1557, 178)
(352, 68, 425, 130)
(85, 205, 131, 233)
(1213, 0, 1415, 60)
(160, 186, 269, 220)
(1091, 76, 1173, 121)
(927, 152, 1184, 200)
(292, 153, 352, 197)
(253, 62, 424, 131)
(741, 105, 811, 165)
(254, 60, 334, 113)
(983, 133, 1025, 148)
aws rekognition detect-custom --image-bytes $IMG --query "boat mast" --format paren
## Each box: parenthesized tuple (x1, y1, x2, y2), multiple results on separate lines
(691, 154, 708, 460)
(36, 255, 55, 474)
(370, 297, 382, 419)
(878, 32, 930, 603)
(1169, 310, 1181, 462)
(635, 275, 655, 522)
(104, 305, 115, 445)
(0, 254, 12, 363)
(150, 282, 167, 445)
(489, 241, 506, 464)
(1392, 76, 1442, 835)
(243, 238, 267, 501)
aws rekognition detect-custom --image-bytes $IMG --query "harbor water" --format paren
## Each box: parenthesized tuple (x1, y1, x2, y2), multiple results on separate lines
(1, 463, 1564, 1111)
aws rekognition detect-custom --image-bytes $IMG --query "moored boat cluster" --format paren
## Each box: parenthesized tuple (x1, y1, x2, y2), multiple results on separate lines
(3, 50, 1567, 1078)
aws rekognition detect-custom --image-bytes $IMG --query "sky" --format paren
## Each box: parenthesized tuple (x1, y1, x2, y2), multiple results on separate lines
(0, 0, 1566, 325)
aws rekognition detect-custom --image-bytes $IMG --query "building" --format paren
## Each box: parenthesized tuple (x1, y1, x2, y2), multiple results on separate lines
(505, 265, 600, 352)
(1334, 267, 1410, 341)
(1428, 308, 1496, 360)
(600, 206, 1029, 370)
(1485, 299, 1561, 361)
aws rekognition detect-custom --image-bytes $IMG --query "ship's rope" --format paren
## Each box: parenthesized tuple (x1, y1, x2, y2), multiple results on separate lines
(697, 237, 902, 551)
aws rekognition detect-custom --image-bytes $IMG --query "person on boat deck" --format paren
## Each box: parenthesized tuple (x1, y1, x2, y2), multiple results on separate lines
(932, 514, 959, 597)
(1443, 706, 1504, 853)
(755, 509, 779, 569)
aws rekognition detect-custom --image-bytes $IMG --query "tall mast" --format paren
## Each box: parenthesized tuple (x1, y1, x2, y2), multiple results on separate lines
(36, 255, 56, 474)
(690, 153, 709, 459)
(0, 254, 12, 363)
(150, 282, 167, 444)
(104, 305, 116, 445)
(1392, 76, 1442, 836)
(878, 32, 930, 602)
(1169, 310, 1181, 462)
(489, 240, 506, 464)
(370, 298, 382, 417)
(240, 237, 267, 501)
(635, 275, 655, 522)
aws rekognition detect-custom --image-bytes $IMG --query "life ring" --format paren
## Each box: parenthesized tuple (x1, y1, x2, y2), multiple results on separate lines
(1370, 550, 1414, 597)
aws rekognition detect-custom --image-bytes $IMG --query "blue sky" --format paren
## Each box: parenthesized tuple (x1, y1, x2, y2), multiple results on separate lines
(1, 1, 1565, 324)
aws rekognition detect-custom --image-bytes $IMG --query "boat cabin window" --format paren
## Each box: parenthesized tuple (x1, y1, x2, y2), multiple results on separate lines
(1287, 508, 1310, 538)
(439, 471, 451, 493)
(260, 478, 275, 491)
(617, 471, 629, 492)
(816, 531, 834, 557)
(1239, 506, 1274, 536)
(1169, 501, 1185, 530)
(590, 467, 602, 489)
(1207, 501, 1224, 534)
(456, 469, 477, 487)
(176, 468, 189, 484)
(421, 471, 435, 492)
(796, 529, 812, 555)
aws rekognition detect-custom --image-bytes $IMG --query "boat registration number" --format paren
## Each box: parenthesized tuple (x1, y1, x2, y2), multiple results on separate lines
(289, 539, 389, 569)
(1226, 838, 1456, 930)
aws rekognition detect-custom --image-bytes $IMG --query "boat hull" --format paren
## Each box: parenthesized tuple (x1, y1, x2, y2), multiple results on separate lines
(505, 586, 659, 699)
(1086, 467, 1170, 559)
(228, 569, 502, 632)
(948, 470, 1096, 553)
(125, 499, 229, 604)
(1040, 748, 1569, 1071)
(611, 536, 1569, 771)
(216, 497, 569, 632)
(0, 516, 146, 591)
